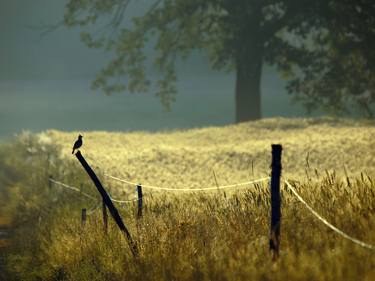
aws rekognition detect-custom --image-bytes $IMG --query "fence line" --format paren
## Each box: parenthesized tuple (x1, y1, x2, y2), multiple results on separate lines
(49, 179, 97, 200)
(285, 180, 375, 250)
(48, 174, 375, 251)
(49, 178, 139, 203)
(104, 174, 270, 192)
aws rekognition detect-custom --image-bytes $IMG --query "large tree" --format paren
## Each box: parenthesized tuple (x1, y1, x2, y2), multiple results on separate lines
(63, 0, 375, 121)
(286, 0, 375, 117)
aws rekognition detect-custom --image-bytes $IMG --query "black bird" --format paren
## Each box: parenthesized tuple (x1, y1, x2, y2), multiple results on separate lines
(72, 134, 83, 154)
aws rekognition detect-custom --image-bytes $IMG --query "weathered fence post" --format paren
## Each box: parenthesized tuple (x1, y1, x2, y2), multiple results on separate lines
(137, 184, 143, 219)
(74, 151, 138, 257)
(102, 199, 108, 234)
(48, 175, 52, 189)
(80, 208, 87, 254)
(270, 144, 282, 260)
(81, 208, 87, 227)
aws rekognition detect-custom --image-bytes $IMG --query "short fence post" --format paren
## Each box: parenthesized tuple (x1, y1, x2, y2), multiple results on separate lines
(102, 199, 108, 234)
(137, 184, 143, 219)
(270, 144, 282, 261)
(81, 208, 87, 228)
(48, 175, 52, 189)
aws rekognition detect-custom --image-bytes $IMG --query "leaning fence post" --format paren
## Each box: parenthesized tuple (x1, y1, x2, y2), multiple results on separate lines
(74, 151, 138, 257)
(270, 144, 282, 260)
(102, 199, 108, 234)
(137, 184, 143, 218)
(81, 208, 87, 227)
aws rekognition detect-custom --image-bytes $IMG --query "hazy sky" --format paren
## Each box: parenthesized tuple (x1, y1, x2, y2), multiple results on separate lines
(0, 0, 112, 80)
(0, 0, 215, 80)
(0, 0, 308, 139)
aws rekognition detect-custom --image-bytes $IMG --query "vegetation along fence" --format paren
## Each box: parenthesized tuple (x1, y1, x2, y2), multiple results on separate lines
(47, 144, 375, 260)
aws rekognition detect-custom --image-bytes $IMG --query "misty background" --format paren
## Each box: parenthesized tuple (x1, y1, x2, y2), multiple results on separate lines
(0, 0, 310, 140)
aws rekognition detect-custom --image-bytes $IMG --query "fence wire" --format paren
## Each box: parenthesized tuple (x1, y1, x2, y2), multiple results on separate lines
(104, 174, 270, 192)
(49, 178, 139, 203)
(284, 179, 375, 250)
(49, 179, 97, 200)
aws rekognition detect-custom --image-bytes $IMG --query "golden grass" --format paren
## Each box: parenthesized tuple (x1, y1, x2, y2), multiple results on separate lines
(1, 117, 375, 281)
(24, 178, 375, 281)
(45, 117, 375, 192)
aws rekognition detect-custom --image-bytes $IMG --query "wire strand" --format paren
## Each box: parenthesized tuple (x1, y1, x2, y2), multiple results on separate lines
(285, 179, 375, 250)
(104, 174, 270, 191)
(49, 178, 139, 204)
(49, 179, 97, 200)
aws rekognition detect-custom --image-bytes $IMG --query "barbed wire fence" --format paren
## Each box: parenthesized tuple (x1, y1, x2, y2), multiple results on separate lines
(49, 173, 375, 251)
(45, 145, 375, 258)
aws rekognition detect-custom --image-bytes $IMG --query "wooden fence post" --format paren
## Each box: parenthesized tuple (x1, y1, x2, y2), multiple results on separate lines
(137, 184, 143, 218)
(48, 175, 52, 189)
(102, 199, 108, 234)
(75, 151, 138, 257)
(270, 144, 282, 260)
(81, 208, 87, 227)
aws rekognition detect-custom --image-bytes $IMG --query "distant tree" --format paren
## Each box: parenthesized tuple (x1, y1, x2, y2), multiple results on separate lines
(64, 0, 375, 121)
(286, 0, 375, 117)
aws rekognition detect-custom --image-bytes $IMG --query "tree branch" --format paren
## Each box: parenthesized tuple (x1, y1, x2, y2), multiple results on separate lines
(26, 20, 64, 39)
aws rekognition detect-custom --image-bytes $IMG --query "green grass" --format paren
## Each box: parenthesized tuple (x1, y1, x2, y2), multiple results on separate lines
(1, 117, 375, 281)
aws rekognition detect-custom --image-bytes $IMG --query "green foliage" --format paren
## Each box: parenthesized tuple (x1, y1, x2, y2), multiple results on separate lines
(283, 1, 375, 117)
(63, 0, 375, 117)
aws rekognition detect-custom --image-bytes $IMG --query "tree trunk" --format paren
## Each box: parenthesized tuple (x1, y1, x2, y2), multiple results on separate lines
(235, 47, 263, 122)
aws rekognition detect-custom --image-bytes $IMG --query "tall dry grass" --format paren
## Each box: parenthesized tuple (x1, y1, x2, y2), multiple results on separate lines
(47, 117, 375, 191)
(0, 117, 374, 280)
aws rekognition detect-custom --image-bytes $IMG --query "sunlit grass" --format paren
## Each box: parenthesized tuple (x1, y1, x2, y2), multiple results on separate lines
(0, 117, 375, 280)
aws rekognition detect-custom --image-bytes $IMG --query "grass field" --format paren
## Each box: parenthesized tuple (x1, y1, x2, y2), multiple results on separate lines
(1, 117, 375, 280)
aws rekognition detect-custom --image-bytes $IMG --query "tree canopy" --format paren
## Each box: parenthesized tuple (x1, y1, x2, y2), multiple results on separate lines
(64, 0, 375, 119)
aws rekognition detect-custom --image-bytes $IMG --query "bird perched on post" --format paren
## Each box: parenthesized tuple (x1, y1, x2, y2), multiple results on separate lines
(72, 134, 83, 154)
